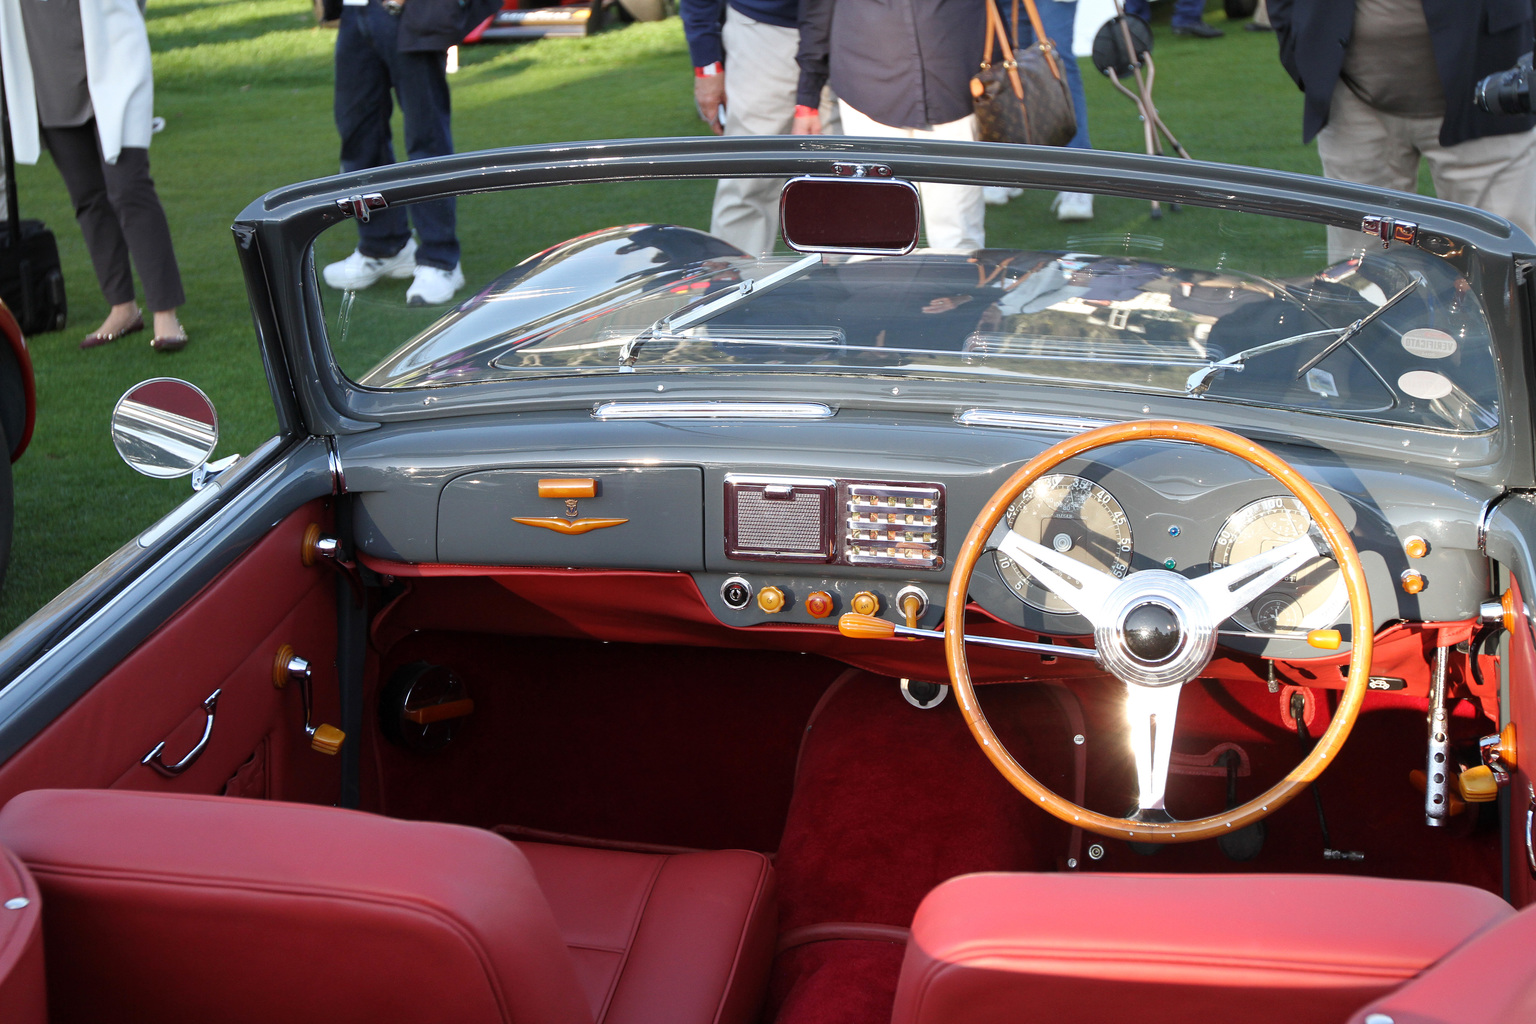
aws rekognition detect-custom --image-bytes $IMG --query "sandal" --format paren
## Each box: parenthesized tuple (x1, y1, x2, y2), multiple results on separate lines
(151, 332, 189, 353)
(81, 311, 144, 350)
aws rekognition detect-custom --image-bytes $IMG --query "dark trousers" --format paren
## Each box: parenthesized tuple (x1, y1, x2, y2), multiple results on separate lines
(334, 1, 458, 270)
(41, 122, 185, 312)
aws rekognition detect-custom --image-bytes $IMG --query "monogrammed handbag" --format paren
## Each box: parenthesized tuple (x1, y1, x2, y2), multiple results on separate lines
(970, 0, 1077, 146)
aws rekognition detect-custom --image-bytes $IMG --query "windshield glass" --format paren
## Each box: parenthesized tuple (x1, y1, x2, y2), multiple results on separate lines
(316, 179, 1500, 434)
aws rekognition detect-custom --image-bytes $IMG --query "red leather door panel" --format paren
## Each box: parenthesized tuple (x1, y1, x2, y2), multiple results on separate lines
(0, 503, 341, 810)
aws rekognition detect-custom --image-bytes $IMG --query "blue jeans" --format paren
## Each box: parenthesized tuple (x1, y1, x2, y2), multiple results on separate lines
(1122, 0, 1208, 27)
(333, 1, 459, 270)
(1012, 0, 1091, 150)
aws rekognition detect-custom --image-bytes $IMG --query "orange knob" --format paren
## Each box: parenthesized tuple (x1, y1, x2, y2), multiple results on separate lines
(839, 613, 897, 640)
(310, 724, 345, 756)
(757, 586, 785, 613)
(1404, 536, 1429, 559)
(1306, 629, 1342, 650)
(806, 591, 835, 618)
(1401, 570, 1426, 595)
(850, 591, 880, 616)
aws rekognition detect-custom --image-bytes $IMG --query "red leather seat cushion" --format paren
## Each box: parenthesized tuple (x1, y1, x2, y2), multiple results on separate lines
(893, 872, 1513, 1024)
(516, 841, 776, 1024)
(0, 845, 45, 1024)
(0, 789, 592, 1024)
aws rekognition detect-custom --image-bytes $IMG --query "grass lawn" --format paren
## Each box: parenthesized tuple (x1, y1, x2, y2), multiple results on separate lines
(1, 0, 1333, 634)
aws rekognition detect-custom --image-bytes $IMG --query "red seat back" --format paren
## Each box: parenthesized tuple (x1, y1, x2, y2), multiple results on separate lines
(0, 789, 592, 1024)
(893, 872, 1513, 1024)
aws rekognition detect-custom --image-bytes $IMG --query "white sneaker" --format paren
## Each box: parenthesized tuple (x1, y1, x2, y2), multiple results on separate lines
(406, 262, 465, 306)
(323, 237, 418, 290)
(984, 186, 1024, 206)
(1052, 192, 1094, 222)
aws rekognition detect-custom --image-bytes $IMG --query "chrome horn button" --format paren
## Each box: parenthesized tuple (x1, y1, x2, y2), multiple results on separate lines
(1094, 571, 1218, 688)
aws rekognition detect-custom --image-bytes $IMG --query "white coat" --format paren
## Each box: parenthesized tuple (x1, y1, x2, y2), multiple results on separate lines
(0, 0, 154, 166)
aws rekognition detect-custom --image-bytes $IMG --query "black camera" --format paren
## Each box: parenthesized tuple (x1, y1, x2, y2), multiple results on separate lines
(1475, 53, 1534, 115)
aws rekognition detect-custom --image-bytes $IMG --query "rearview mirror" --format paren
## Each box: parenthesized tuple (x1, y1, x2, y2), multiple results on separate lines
(111, 378, 219, 481)
(780, 176, 921, 255)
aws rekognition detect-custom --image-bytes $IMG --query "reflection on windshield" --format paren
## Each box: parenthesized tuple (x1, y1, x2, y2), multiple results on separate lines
(353, 223, 1499, 434)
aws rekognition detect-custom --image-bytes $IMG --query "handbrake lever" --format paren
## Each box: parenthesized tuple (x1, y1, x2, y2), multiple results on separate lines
(836, 613, 1097, 661)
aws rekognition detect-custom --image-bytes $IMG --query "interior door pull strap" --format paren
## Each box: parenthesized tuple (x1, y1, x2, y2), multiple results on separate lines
(141, 689, 222, 778)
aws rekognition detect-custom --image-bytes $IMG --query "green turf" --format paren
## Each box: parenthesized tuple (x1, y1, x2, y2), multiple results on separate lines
(0, 0, 1330, 634)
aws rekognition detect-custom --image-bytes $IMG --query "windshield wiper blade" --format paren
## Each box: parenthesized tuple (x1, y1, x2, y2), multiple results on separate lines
(1292, 272, 1423, 378)
(1184, 329, 1339, 395)
(1184, 271, 1425, 396)
(619, 253, 822, 369)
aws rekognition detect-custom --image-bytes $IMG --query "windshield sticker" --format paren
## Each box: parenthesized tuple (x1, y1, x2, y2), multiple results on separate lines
(1305, 368, 1338, 398)
(1398, 370, 1454, 400)
(1401, 328, 1457, 359)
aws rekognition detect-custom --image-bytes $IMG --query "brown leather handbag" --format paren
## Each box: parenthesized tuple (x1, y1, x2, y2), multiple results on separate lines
(970, 0, 1078, 146)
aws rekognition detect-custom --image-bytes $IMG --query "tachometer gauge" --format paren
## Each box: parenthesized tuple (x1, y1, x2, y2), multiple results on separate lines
(1210, 495, 1346, 633)
(996, 474, 1133, 614)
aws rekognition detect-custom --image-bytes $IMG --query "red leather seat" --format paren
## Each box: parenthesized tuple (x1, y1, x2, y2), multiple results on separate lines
(515, 841, 775, 1024)
(0, 789, 774, 1024)
(0, 844, 45, 1024)
(892, 872, 1514, 1024)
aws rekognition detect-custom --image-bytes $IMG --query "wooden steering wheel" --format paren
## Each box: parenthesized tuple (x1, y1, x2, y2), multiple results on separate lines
(945, 420, 1373, 843)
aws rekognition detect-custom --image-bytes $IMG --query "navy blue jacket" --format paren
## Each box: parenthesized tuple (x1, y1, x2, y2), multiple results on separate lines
(1268, 0, 1536, 145)
(796, 0, 984, 129)
(682, 0, 801, 68)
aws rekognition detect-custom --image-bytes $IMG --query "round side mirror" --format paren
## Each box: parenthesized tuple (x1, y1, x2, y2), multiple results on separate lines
(111, 378, 219, 480)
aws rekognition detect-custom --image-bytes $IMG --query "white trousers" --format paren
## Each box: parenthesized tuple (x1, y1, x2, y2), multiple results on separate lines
(838, 100, 986, 251)
(1317, 85, 1536, 257)
(710, 8, 841, 257)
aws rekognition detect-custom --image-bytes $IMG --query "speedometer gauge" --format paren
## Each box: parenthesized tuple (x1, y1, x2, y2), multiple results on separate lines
(996, 474, 1133, 614)
(1210, 496, 1346, 633)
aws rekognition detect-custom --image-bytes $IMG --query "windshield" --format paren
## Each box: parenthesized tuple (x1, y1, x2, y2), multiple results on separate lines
(318, 180, 1501, 434)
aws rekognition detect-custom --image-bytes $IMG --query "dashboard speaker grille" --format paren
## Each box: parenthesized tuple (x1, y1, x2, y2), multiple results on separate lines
(725, 476, 835, 561)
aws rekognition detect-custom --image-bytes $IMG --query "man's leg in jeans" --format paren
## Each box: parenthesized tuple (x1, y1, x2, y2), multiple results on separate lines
(334, 3, 412, 257)
(390, 44, 458, 269)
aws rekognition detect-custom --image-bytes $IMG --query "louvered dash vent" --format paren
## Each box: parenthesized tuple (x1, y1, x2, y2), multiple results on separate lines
(725, 476, 836, 562)
(842, 483, 944, 569)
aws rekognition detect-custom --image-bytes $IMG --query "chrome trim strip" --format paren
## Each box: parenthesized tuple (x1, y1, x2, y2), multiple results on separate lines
(956, 409, 1111, 433)
(592, 401, 834, 420)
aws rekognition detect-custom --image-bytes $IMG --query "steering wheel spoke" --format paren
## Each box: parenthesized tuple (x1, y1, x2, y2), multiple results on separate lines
(1191, 533, 1327, 624)
(1126, 683, 1183, 815)
(994, 529, 1118, 626)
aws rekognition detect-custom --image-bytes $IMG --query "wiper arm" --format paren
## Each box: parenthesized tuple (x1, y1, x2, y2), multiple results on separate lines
(619, 253, 823, 369)
(1292, 272, 1424, 377)
(1184, 271, 1425, 396)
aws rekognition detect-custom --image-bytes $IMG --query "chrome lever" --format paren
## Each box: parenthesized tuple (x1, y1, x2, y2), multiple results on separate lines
(142, 689, 222, 778)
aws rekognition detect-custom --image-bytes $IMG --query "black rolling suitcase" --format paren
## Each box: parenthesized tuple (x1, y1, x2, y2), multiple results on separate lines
(0, 50, 65, 336)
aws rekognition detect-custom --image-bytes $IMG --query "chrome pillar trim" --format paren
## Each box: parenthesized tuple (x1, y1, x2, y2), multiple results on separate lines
(955, 409, 1111, 433)
(141, 688, 222, 778)
(326, 436, 346, 495)
(1528, 784, 1536, 879)
(591, 401, 834, 420)
(1425, 645, 1452, 826)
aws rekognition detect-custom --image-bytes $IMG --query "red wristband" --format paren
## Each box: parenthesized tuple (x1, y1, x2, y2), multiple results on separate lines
(794, 105, 819, 118)
(695, 62, 723, 77)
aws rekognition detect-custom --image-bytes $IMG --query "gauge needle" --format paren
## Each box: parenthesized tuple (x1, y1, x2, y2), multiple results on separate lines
(1293, 273, 1424, 378)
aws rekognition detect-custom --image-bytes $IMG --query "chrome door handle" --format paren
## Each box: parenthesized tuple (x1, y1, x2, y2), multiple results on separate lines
(142, 689, 221, 778)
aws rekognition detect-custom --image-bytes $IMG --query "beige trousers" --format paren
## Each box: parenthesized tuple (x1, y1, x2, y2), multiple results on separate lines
(1317, 85, 1536, 257)
(837, 100, 986, 251)
(710, 8, 841, 257)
